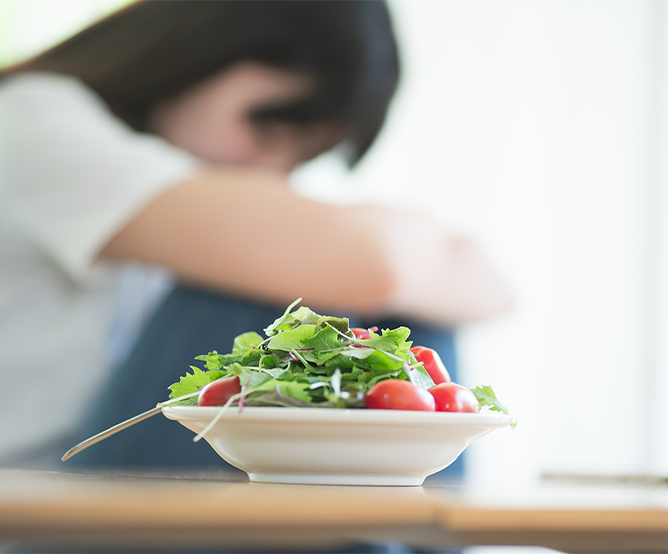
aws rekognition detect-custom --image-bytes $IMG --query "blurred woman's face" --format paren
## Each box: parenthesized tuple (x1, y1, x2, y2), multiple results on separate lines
(149, 62, 341, 173)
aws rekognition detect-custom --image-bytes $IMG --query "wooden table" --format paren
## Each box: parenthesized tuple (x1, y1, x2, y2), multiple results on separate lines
(1, 468, 667, 553)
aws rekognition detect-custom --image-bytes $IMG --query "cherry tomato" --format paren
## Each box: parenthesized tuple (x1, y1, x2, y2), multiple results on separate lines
(351, 327, 377, 340)
(429, 382, 479, 413)
(198, 376, 242, 406)
(365, 379, 436, 411)
(410, 346, 451, 385)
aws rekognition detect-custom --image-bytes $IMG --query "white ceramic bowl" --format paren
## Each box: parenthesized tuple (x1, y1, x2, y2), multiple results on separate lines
(162, 406, 512, 486)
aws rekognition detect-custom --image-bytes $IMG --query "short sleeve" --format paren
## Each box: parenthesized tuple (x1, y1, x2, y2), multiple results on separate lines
(0, 72, 201, 281)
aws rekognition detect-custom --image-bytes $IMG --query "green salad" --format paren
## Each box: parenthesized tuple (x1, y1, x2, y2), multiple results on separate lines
(166, 299, 511, 418)
(60, 300, 513, 464)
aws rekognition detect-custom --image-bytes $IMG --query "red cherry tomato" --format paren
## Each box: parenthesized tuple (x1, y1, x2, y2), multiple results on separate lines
(351, 327, 377, 340)
(429, 382, 479, 413)
(410, 346, 451, 385)
(351, 327, 371, 339)
(198, 376, 242, 406)
(365, 379, 436, 411)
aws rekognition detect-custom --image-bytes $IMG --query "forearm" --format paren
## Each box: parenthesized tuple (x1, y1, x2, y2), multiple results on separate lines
(387, 233, 513, 326)
(100, 165, 511, 324)
(100, 166, 399, 314)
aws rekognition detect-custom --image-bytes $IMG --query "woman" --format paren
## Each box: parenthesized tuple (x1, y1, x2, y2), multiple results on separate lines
(0, 1, 510, 469)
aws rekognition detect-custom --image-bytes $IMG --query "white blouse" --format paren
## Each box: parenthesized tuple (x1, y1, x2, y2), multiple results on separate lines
(0, 72, 200, 460)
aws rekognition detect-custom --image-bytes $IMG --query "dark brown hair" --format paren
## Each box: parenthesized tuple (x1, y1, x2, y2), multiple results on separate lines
(3, 0, 400, 164)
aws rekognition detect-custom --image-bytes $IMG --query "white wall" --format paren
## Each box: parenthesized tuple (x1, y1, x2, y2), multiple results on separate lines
(297, 0, 665, 488)
(0, 0, 127, 65)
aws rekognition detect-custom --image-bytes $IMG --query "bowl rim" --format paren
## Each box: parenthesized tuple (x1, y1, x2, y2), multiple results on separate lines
(162, 405, 513, 428)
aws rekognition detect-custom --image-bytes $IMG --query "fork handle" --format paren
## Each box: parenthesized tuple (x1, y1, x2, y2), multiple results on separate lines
(61, 406, 162, 462)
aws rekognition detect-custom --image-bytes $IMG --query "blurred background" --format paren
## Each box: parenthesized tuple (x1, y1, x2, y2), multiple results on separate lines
(303, 0, 668, 493)
(2, 1, 666, 553)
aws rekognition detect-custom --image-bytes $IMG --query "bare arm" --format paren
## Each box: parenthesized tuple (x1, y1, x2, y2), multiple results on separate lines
(100, 166, 511, 325)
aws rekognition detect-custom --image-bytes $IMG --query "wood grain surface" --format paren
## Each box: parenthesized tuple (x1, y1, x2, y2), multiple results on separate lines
(1, 468, 667, 552)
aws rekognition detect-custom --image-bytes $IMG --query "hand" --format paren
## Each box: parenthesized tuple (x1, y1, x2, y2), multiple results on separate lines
(376, 209, 512, 325)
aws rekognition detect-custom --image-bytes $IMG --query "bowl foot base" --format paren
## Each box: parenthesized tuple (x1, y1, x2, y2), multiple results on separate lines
(247, 472, 425, 486)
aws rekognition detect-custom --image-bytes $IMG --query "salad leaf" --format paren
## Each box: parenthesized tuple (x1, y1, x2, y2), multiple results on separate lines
(405, 364, 436, 390)
(194, 351, 229, 371)
(227, 363, 273, 389)
(264, 303, 320, 336)
(168, 300, 510, 420)
(233, 332, 263, 352)
(244, 391, 313, 408)
(168, 366, 227, 404)
(471, 385, 517, 429)
(471, 385, 508, 414)
(316, 316, 350, 335)
(303, 324, 344, 352)
(357, 327, 412, 357)
(267, 324, 318, 351)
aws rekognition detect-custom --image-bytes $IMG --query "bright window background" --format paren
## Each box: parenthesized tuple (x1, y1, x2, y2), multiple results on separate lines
(0, 0, 131, 66)
(2, 2, 666, 554)
(299, 0, 668, 487)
